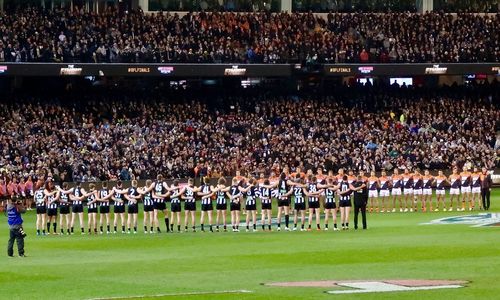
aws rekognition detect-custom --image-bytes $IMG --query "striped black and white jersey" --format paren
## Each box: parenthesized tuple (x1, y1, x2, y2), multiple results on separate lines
(216, 189, 226, 205)
(245, 186, 258, 205)
(153, 181, 165, 202)
(73, 187, 83, 205)
(59, 192, 69, 207)
(34, 189, 45, 207)
(325, 188, 335, 203)
(143, 191, 154, 206)
(260, 187, 271, 204)
(113, 188, 124, 207)
(184, 186, 195, 203)
(308, 183, 319, 202)
(200, 184, 211, 205)
(170, 186, 180, 203)
(339, 181, 351, 201)
(47, 192, 58, 209)
(230, 185, 240, 203)
(87, 192, 98, 209)
(127, 187, 139, 205)
(99, 189, 110, 207)
(293, 186, 305, 204)
(278, 179, 289, 198)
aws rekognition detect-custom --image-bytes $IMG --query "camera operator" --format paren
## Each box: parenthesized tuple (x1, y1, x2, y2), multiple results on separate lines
(6, 196, 27, 257)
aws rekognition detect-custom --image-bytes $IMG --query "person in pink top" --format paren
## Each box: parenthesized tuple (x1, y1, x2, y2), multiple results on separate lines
(24, 176, 34, 210)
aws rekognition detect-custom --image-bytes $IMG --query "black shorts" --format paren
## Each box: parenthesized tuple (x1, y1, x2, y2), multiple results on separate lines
(184, 202, 196, 211)
(262, 202, 272, 210)
(245, 204, 256, 211)
(144, 205, 154, 212)
(278, 199, 290, 207)
(99, 206, 110, 214)
(127, 204, 138, 214)
(72, 205, 83, 213)
(201, 203, 213, 211)
(114, 205, 125, 214)
(36, 206, 47, 214)
(339, 199, 352, 207)
(294, 203, 306, 211)
(59, 206, 70, 215)
(88, 207, 98, 214)
(47, 208, 58, 217)
(308, 201, 320, 209)
(171, 202, 181, 213)
(154, 202, 166, 211)
(324, 201, 336, 209)
(230, 203, 241, 211)
(216, 203, 227, 210)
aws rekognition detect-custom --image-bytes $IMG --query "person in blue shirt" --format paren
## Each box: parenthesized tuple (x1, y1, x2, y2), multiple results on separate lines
(6, 197, 26, 257)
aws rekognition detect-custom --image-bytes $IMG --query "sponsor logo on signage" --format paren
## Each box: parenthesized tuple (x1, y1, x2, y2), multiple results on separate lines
(265, 280, 467, 294)
(0, 66, 7, 74)
(60, 65, 82, 76)
(423, 213, 500, 227)
(224, 66, 246, 76)
(358, 66, 374, 74)
(128, 67, 150, 73)
(157, 66, 174, 75)
(425, 64, 447, 74)
(329, 67, 352, 73)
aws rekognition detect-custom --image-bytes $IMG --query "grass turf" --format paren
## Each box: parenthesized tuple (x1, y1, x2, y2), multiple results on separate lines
(1, 190, 499, 300)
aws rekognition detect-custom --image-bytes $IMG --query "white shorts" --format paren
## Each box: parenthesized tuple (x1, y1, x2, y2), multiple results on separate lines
(460, 186, 471, 194)
(404, 188, 413, 195)
(471, 187, 481, 194)
(413, 189, 422, 195)
(436, 189, 445, 195)
(450, 188, 460, 195)
(379, 190, 390, 197)
(423, 188, 432, 195)
(368, 190, 378, 198)
(391, 188, 402, 196)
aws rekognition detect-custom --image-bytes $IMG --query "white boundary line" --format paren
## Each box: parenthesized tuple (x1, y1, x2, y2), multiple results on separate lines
(87, 289, 252, 300)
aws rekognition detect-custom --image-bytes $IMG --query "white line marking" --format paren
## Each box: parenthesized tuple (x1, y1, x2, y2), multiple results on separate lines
(87, 289, 252, 300)
(327, 282, 463, 294)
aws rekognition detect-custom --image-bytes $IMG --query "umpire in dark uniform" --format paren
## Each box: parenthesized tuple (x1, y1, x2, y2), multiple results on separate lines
(353, 175, 368, 230)
(6, 196, 27, 257)
(481, 167, 492, 210)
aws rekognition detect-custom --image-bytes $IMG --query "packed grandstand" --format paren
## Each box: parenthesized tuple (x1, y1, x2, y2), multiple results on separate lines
(0, 8, 499, 64)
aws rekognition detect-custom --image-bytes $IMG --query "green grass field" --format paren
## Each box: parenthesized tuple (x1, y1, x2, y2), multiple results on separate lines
(2, 190, 499, 300)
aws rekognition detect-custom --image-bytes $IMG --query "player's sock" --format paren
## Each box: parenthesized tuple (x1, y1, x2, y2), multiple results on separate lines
(185, 226, 188, 231)
(223, 225, 227, 230)
(100, 226, 103, 232)
(177, 225, 181, 232)
(94, 228, 97, 234)
(268, 225, 271, 230)
(216, 225, 220, 230)
(107, 225, 110, 232)
(37, 229, 40, 235)
(67, 229, 70, 234)
(209, 225, 213, 232)
(236, 225, 239, 230)
(165, 218, 170, 232)
(88, 228, 91, 233)
(144, 226, 147, 232)
(253, 224, 256, 230)
(192, 225, 196, 231)
(150, 226, 153, 232)
(201, 224, 205, 231)
(53, 223, 57, 233)
(122, 225, 125, 232)
(60, 229, 64, 234)
(285, 215, 289, 227)
(262, 225, 265, 230)
(301, 224, 304, 229)
(334, 223, 337, 228)
(81, 227, 84, 233)
(346, 222, 349, 228)
(133, 226, 137, 233)
(170, 224, 174, 231)
(114, 226, 117, 232)
(157, 227, 162, 232)
(317, 224, 320, 229)
(46, 222, 50, 232)
(325, 223, 329, 229)
(308, 224, 311, 229)
(42, 229, 46, 234)
(71, 227, 74, 233)
(246, 225, 249, 230)
(277, 223, 281, 228)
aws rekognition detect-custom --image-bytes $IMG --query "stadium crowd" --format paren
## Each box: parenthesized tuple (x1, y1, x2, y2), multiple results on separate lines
(0, 83, 498, 189)
(0, 8, 499, 64)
